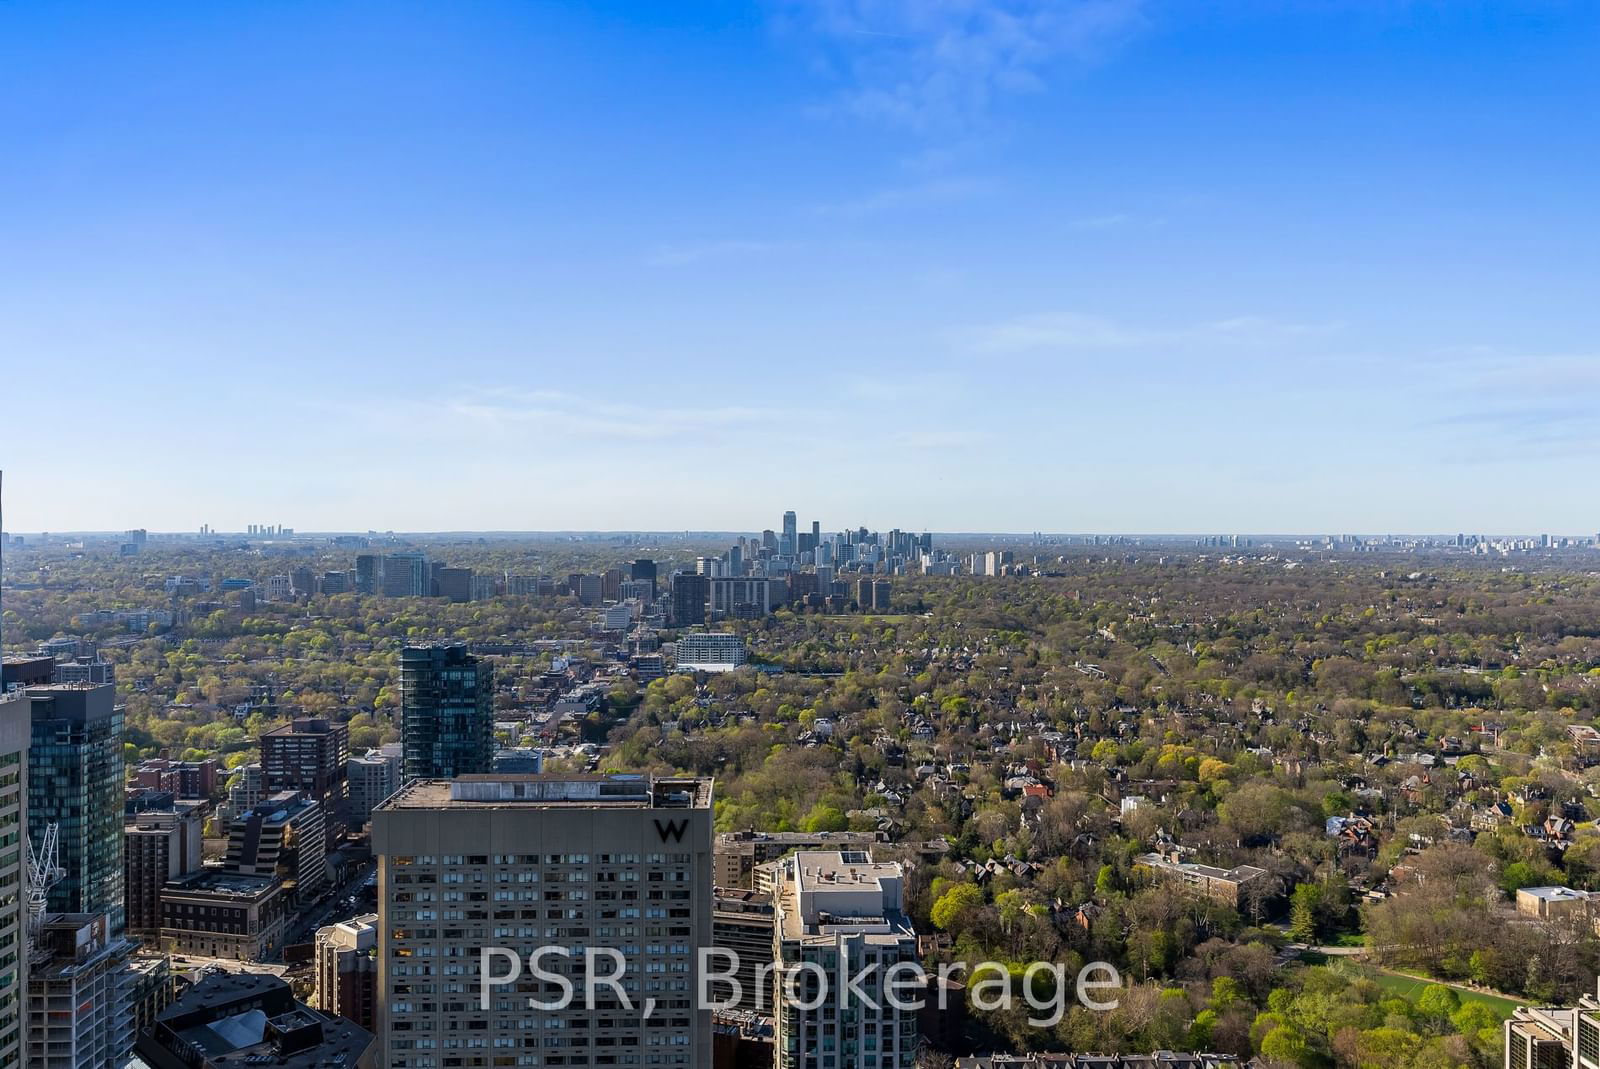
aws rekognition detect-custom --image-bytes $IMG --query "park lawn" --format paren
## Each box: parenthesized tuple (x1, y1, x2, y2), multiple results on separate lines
(1357, 967, 1525, 1019)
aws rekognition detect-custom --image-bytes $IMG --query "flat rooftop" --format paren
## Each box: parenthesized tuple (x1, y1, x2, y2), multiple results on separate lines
(378, 773, 714, 811)
(165, 870, 281, 899)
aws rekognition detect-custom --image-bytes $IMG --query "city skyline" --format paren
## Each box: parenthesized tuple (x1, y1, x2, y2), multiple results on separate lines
(3, 2, 1598, 533)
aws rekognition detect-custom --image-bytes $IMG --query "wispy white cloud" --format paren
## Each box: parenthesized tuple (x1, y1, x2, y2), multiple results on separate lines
(962, 311, 1335, 353)
(776, 0, 1147, 133)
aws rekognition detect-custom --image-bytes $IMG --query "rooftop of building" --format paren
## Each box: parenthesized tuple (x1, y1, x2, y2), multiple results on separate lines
(778, 850, 912, 944)
(1135, 852, 1268, 882)
(790, 849, 903, 888)
(138, 971, 375, 1069)
(377, 773, 714, 811)
(316, 913, 378, 949)
(718, 829, 881, 845)
(262, 716, 344, 737)
(164, 869, 282, 900)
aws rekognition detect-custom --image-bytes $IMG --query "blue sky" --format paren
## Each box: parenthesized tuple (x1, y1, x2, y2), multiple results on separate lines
(2, 1, 1597, 534)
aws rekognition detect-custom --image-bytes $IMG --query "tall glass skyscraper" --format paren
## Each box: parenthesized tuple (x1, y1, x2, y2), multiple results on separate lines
(399, 645, 494, 780)
(26, 682, 125, 933)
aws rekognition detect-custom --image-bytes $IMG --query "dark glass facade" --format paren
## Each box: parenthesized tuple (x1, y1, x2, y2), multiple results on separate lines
(27, 684, 125, 933)
(399, 645, 494, 780)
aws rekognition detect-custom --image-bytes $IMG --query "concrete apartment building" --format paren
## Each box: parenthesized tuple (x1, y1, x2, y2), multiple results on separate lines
(673, 632, 747, 671)
(773, 850, 919, 1069)
(1504, 980, 1600, 1069)
(371, 774, 715, 1069)
(223, 790, 328, 904)
(1134, 852, 1269, 909)
(348, 744, 403, 828)
(261, 716, 351, 845)
(124, 803, 205, 940)
(26, 912, 135, 1069)
(712, 887, 777, 1015)
(315, 913, 378, 1033)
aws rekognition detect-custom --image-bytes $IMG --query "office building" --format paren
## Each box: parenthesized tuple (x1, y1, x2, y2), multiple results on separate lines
(576, 573, 604, 606)
(782, 511, 797, 557)
(675, 632, 747, 671)
(0, 694, 28, 1067)
(709, 576, 787, 619)
(354, 554, 380, 594)
(380, 552, 429, 598)
(25, 912, 135, 1069)
(1504, 981, 1600, 1069)
(872, 579, 893, 613)
(27, 683, 125, 932)
(371, 774, 715, 1068)
(262, 716, 350, 845)
(399, 644, 495, 779)
(671, 572, 710, 627)
(159, 869, 288, 961)
(631, 558, 658, 599)
(223, 790, 328, 904)
(347, 745, 403, 828)
(124, 803, 204, 940)
(132, 971, 377, 1069)
(773, 850, 919, 1069)
(315, 913, 378, 1033)
(435, 566, 473, 603)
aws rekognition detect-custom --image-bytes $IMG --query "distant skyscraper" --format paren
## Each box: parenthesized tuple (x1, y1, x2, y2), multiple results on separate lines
(872, 578, 893, 612)
(354, 553, 379, 594)
(671, 572, 709, 627)
(399, 645, 494, 780)
(630, 558, 658, 599)
(380, 552, 429, 597)
(27, 683, 125, 932)
(781, 510, 797, 557)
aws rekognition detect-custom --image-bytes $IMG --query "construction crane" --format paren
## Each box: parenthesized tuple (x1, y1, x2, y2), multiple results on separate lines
(25, 823, 63, 950)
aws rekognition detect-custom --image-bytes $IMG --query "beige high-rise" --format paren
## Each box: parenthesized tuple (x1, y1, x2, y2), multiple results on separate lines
(372, 774, 714, 1069)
